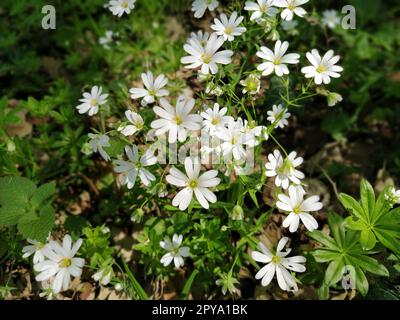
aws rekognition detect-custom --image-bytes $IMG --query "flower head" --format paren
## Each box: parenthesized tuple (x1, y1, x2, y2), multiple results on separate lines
(181, 33, 233, 75)
(240, 74, 261, 95)
(114, 145, 157, 188)
(385, 187, 400, 207)
(34, 235, 84, 294)
(244, 0, 278, 21)
(189, 30, 210, 46)
(200, 103, 233, 135)
(119, 110, 144, 136)
(301, 49, 343, 85)
(108, 0, 135, 17)
(276, 185, 322, 232)
(22, 239, 47, 264)
(130, 71, 169, 106)
(166, 157, 221, 210)
(265, 150, 304, 189)
(211, 11, 247, 42)
(151, 96, 202, 144)
(257, 40, 300, 77)
(88, 133, 111, 161)
(191, 0, 219, 19)
(160, 234, 190, 268)
(251, 236, 306, 291)
(322, 10, 341, 29)
(76, 86, 108, 116)
(273, 0, 309, 21)
(267, 104, 290, 128)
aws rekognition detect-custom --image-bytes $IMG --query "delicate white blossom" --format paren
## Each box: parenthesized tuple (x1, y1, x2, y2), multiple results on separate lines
(108, 0, 135, 17)
(129, 71, 169, 106)
(240, 74, 261, 95)
(76, 86, 108, 116)
(92, 266, 113, 286)
(189, 30, 210, 47)
(200, 103, 233, 135)
(251, 237, 306, 291)
(181, 33, 233, 75)
(160, 234, 190, 268)
(244, 0, 278, 21)
(257, 40, 300, 77)
(191, 0, 219, 19)
(211, 12, 247, 42)
(119, 110, 144, 136)
(150, 96, 202, 144)
(88, 133, 111, 161)
(273, 0, 309, 21)
(22, 239, 46, 264)
(301, 49, 343, 85)
(166, 157, 221, 210)
(114, 145, 157, 188)
(267, 104, 290, 128)
(265, 150, 304, 189)
(276, 185, 322, 232)
(322, 10, 341, 29)
(34, 235, 84, 294)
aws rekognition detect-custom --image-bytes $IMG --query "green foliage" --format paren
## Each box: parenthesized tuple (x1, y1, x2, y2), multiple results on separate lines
(339, 180, 400, 254)
(0, 176, 55, 242)
(80, 226, 114, 269)
(308, 212, 389, 297)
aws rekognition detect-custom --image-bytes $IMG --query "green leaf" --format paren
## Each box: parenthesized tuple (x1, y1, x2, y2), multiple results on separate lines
(122, 261, 148, 300)
(359, 229, 377, 250)
(344, 216, 365, 231)
(327, 211, 346, 247)
(338, 193, 365, 220)
(0, 176, 36, 207)
(354, 265, 369, 296)
(30, 181, 56, 207)
(360, 179, 375, 221)
(181, 269, 199, 299)
(307, 230, 338, 250)
(348, 254, 389, 277)
(312, 249, 340, 263)
(325, 258, 345, 286)
(17, 205, 55, 242)
(0, 204, 25, 225)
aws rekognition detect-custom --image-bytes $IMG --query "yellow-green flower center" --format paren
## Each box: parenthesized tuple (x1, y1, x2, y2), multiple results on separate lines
(188, 179, 198, 189)
(90, 98, 98, 106)
(201, 53, 212, 64)
(121, 1, 128, 9)
(211, 117, 220, 125)
(174, 116, 183, 125)
(317, 65, 327, 73)
(277, 159, 293, 175)
(273, 58, 282, 65)
(59, 257, 72, 268)
(149, 89, 157, 96)
(293, 206, 301, 214)
(272, 255, 280, 264)
(225, 27, 233, 35)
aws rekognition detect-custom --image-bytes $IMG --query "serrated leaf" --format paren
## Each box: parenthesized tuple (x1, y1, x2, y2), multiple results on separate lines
(0, 176, 36, 206)
(30, 181, 56, 207)
(0, 204, 26, 225)
(18, 205, 55, 242)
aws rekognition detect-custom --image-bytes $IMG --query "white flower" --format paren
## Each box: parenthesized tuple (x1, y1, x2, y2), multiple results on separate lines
(181, 33, 233, 75)
(129, 71, 169, 106)
(76, 86, 108, 116)
(327, 91, 343, 107)
(99, 31, 118, 49)
(22, 239, 46, 264)
(385, 187, 400, 206)
(189, 30, 210, 46)
(166, 157, 221, 210)
(242, 120, 265, 147)
(322, 10, 341, 29)
(216, 119, 254, 161)
(92, 267, 113, 286)
(240, 74, 261, 95)
(34, 235, 84, 294)
(114, 145, 157, 189)
(265, 150, 304, 189)
(251, 237, 306, 291)
(160, 234, 190, 268)
(150, 96, 202, 144)
(301, 49, 343, 85)
(108, 0, 135, 17)
(119, 110, 144, 136)
(200, 103, 233, 135)
(244, 0, 278, 21)
(205, 84, 223, 96)
(211, 12, 247, 42)
(267, 104, 290, 128)
(276, 185, 322, 232)
(191, 0, 219, 19)
(273, 0, 309, 21)
(88, 133, 111, 161)
(257, 40, 300, 77)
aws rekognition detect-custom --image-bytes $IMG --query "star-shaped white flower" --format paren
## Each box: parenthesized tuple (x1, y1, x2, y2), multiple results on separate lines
(166, 157, 221, 210)
(34, 235, 85, 294)
(119, 110, 144, 136)
(244, 0, 278, 21)
(251, 237, 306, 291)
(211, 11, 247, 42)
(114, 145, 157, 189)
(76, 86, 108, 116)
(88, 133, 111, 161)
(267, 104, 291, 128)
(181, 33, 233, 75)
(322, 10, 341, 29)
(22, 239, 47, 264)
(129, 71, 169, 106)
(151, 96, 202, 144)
(273, 0, 309, 21)
(160, 234, 190, 268)
(200, 103, 233, 135)
(276, 185, 322, 232)
(257, 40, 300, 77)
(301, 49, 343, 85)
(191, 0, 219, 19)
(265, 150, 304, 189)
(108, 0, 136, 17)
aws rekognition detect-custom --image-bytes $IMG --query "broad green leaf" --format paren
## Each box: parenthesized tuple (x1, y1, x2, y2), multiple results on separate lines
(354, 265, 369, 296)
(325, 258, 345, 286)
(360, 179, 375, 221)
(338, 193, 365, 220)
(0, 176, 36, 206)
(375, 229, 400, 256)
(17, 205, 55, 242)
(0, 204, 25, 225)
(30, 181, 56, 207)
(344, 216, 365, 231)
(348, 253, 389, 276)
(359, 229, 377, 250)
